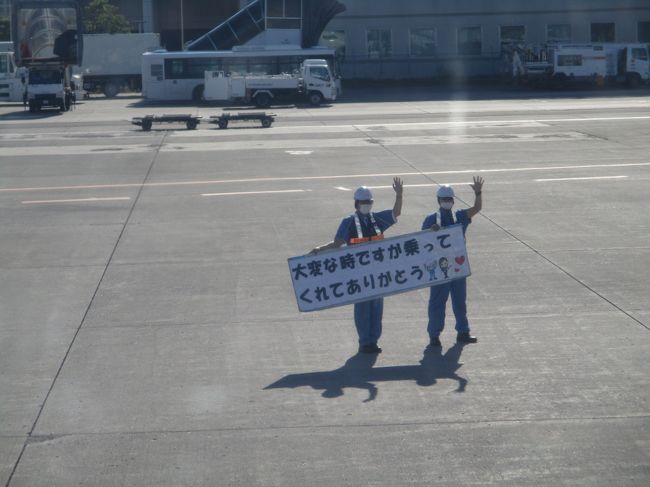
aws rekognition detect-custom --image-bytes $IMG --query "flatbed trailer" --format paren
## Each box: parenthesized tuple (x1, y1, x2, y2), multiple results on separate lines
(208, 112, 276, 129)
(132, 114, 201, 131)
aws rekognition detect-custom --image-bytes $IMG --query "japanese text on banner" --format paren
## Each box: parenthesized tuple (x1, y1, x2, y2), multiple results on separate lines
(288, 225, 471, 312)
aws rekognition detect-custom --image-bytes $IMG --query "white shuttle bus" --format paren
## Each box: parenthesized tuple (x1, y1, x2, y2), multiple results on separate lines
(141, 46, 341, 102)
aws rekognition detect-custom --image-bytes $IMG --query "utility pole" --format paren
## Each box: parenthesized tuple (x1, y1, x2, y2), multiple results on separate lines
(180, 0, 185, 49)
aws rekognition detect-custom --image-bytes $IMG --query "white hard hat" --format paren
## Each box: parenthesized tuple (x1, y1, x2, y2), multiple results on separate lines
(354, 186, 373, 201)
(436, 185, 455, 198)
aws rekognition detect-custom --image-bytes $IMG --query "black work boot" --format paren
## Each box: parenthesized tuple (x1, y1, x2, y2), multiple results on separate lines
(428, 337, 442, 348)
(359, 344, 382, 354)
(457, 332, 478, 344)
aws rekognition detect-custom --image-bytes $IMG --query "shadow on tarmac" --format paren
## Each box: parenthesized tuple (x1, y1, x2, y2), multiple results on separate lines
(265, 343, 468, 402)
(0, 110, 65, 120)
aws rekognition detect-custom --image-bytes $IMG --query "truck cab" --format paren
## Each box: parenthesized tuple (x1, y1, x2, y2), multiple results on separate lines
(27, 65, 72, 112)
(301, 59, 337, 105)
(617, 44, 650, 86)
(0, 51, 27, 103)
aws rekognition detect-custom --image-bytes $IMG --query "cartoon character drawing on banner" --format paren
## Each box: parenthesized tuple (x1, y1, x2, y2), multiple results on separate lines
(424, 261, 437, 281)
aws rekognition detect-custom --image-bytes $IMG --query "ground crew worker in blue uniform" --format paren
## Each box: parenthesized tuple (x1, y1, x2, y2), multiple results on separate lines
(422, 176, 484, 347)
(310, 178, 403, 353)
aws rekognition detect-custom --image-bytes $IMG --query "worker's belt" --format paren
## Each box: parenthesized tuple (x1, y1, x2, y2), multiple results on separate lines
(350, 235, 384, 245)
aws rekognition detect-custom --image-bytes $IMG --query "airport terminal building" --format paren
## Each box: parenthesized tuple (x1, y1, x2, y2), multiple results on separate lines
(4, 0, 650, 79)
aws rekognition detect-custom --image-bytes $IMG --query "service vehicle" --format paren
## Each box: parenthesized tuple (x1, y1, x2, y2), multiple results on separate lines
(512, 43, 650, 87)
(203, 59, 336, 107)
(0, 49, 27, 103)
(141, 46, 341, 102)
(26, 65, 73, 112)
(12, 0, 84, 113)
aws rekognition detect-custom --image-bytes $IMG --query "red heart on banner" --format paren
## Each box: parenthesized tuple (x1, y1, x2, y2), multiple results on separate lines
(455, 256, 465, 265)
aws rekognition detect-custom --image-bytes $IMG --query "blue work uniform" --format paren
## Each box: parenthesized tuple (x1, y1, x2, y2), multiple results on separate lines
(336, 209, 396, 347)
(421, 209, 472, 339)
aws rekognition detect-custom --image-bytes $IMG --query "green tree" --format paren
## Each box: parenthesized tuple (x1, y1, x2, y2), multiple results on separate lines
(0, 16, 10, 41)
(84, 0, 132, 34)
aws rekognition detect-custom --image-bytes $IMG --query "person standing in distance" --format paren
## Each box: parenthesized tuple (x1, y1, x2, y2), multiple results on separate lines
(310, 178, 404, 353)
(422, 176, 484, 347)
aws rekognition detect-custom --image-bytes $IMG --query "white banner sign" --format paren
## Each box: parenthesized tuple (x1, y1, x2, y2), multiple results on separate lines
(288, 224, 471, 312)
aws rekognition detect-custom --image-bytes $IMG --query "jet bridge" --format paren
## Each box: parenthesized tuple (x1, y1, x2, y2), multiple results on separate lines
(184, 0, 345, 51)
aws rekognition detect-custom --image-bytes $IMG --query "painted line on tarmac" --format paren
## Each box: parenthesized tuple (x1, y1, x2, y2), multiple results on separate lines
(21, 197, 131, 205)
(0, 131, 596, 157)
(201, 189, 311, 197)
(2, 115, 648, 141)
(2, 162, 649, 194)
(535, 175, 628, 182)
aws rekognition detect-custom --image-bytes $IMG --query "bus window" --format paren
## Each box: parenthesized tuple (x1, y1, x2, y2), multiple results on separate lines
(225, 60, 247, 75)
(165, 59, 185, 79)
(247, 57, 275, 75)
(150, 64, 163, 81)
(278, 56, 301, 74)
(186, 58, 220, 78)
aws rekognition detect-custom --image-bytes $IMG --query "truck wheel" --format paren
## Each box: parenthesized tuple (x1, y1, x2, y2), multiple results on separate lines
(308, 91, 323, 106)
(254, 92, 271, 108)
(218, 120, 228, 129)
(192, 85, 205, 102)
(59, 101, 66, 112)
(142, 119, 153, 131)
(103, 82, 119, 98)
(28, 101, 36, 113)
(186, 119, 198, 130)
(261, 117, 272, 128)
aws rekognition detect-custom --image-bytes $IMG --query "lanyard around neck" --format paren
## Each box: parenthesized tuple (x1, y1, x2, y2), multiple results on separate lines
(437, 210, 454, 227)
(354, 212, 381, 238)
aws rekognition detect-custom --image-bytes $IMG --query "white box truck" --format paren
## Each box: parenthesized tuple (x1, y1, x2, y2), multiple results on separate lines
(204, 59, 337, 107)
(77, 33, 161, 97)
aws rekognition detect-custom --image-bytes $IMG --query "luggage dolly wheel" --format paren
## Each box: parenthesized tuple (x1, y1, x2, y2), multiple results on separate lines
(141, 119, 153, 131)
(186, 119, 198, 130)
(218, 120, 228, 129)
(261, 117, 273, 128)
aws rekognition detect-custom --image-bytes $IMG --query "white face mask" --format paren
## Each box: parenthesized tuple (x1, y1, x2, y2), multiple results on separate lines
(440, 201, 454, 211)
(359, 204, 373, 215)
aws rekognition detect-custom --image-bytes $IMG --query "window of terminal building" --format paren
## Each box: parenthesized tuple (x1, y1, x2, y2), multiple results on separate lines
(410, 28, 437, 57)
(547, 24, 572, 44)
(320, 30, 346, 59)
(458, 26, 482, 55)
(639, 21, 650, 42)
(267, 0, 301, 29)
(500, 25, 525, 48)
(367, 29, 392, 58)
(591, 22, 615, 42)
